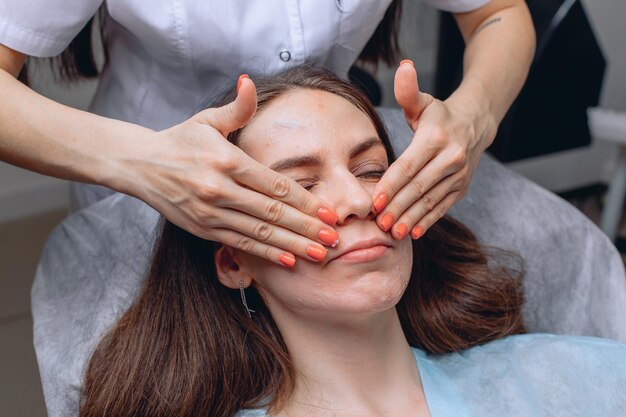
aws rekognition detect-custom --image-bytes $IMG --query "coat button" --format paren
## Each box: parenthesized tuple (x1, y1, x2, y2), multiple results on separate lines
(279, 50, 291, 62)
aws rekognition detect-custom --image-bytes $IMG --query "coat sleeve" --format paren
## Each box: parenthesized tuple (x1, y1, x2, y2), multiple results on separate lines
(0, 0, 104, 57)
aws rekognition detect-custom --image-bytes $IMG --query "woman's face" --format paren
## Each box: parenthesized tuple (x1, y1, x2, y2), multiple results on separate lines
(224, 88, 413, 316)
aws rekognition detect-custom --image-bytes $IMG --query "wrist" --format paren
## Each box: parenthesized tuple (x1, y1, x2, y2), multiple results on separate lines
(445, 78, 499, 150)
(95, 121, 156, 198)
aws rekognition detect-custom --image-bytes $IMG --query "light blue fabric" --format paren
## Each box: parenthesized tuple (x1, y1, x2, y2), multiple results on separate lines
(236, 334, 626, 417)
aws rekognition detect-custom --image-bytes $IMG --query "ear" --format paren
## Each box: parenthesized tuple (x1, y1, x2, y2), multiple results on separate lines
(215, 245, 254, 289)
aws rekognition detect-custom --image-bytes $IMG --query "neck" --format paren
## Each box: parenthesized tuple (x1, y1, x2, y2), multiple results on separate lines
(272, 308, 427, 417)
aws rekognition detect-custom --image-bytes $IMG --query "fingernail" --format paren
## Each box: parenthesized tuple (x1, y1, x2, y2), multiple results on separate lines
(319, 228, 339, 246)
(379, 213, 394, 231)
(400, 59, 414, 68)
(373, 193, 388, 214)
(237, 74, 249, 94)
(317, 207, 338, 226)
(411, 226, 424, 240)
(279, 253, 296, 268)
(307, 244, 327, 262)
(394, 223, 408, 240)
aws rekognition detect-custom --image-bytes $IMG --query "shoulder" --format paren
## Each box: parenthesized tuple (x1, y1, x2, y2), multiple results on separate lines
(233, 409, 267, 417)
(451, 333, 626, 376)
(412, 335, 626, 416)
(478, 333, 626, 361)
(414, 333, 626, 366)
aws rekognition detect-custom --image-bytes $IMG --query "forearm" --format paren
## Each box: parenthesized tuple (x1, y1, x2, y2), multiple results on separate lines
(447, 1, 536, 145)
(0, 68, 153, 194)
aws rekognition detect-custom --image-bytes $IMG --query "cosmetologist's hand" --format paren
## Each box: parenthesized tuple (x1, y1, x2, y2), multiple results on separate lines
(127, 76, 339, 267)
(372, 60, 495, 240)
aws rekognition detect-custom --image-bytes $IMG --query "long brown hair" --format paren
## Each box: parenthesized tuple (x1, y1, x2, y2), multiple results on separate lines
(19, 1, 402, 85)
(17, 7, 107, 85)
(79, 66, 525, 417)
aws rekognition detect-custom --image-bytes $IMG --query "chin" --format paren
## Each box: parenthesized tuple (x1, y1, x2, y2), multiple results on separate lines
(304, 268, 411, 315)
(348, 280, 408, 313)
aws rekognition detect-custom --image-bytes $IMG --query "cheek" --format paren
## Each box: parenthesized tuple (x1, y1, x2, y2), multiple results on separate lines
(238, 252, 301, 303)
(351, 239, 412, 311)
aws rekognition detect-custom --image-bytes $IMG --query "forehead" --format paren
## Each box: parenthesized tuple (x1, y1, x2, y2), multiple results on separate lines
(237, 89, 379, 165)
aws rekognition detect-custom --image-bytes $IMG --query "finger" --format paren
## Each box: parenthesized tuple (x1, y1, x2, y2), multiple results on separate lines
(394, 60, 434, 129)
(233, 158, 339, 226)
(376, 151, 462, 231)
(194, 74, 258, 136)
(209, 227, 298, 268)
(216, 208, 329, 263)
(371, 138, 437, 215)
(389, 173, 465, 239)
(225, 185, 339, 247)
(409, 191, 463, 240)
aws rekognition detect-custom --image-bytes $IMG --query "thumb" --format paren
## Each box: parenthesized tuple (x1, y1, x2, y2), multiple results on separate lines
(394, 60, 433, 130)
(195, 74, 258, 136)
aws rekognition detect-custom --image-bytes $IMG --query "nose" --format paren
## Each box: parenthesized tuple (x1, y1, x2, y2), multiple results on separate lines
(322, 170, 374, 224)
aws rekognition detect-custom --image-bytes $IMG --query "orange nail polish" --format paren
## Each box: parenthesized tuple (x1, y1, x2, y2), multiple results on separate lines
(279, 253, 296, 268)
(307, 245, 327, 262)
(317, 207, 338, 226)
(411, 226, 424, 240)
(237, 74, 249, 94)
(395, 223, 408, 239)
(379, 213, 394, 231)
(373, 193, 388, 214)
(319, 228, 339, 246)
(400, 59, 414, 67)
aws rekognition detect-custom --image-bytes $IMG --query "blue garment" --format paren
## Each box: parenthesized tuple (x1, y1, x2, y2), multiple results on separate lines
(236, 334, 626, 417)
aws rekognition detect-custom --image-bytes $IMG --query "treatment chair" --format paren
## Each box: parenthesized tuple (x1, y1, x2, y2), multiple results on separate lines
(32, 108, 626, 417)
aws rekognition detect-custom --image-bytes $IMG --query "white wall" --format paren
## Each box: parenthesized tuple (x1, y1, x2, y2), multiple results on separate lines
(375, 1, 439, 104)
(0, 163, 67, 223)
(585, 0, 626, 111)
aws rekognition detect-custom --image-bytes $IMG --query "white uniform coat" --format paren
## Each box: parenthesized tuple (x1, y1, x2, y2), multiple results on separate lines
(1, 0, 488, 131)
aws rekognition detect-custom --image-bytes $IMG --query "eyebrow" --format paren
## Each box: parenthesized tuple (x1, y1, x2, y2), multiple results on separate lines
(269, 137, 383, 172)
(349, 137, 384, 159)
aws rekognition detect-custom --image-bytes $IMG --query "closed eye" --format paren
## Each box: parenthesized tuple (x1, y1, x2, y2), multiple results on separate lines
(357, 169, 386, 180)
(297, 169, 385, 191)
(296, 177, 318, 191)
(353, 159, 387, 181)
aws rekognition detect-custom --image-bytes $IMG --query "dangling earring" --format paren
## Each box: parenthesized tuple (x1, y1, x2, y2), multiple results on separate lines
(239, 280, 255, 318)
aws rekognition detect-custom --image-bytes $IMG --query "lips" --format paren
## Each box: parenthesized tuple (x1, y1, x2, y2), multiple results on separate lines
(328, 237, 392, 263)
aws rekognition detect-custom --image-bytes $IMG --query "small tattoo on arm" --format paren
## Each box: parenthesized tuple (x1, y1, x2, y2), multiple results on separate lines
(472, 16, 502, 39)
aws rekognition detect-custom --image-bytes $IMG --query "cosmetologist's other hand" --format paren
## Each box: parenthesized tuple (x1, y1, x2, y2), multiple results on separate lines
(372, 60, 495, 240)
